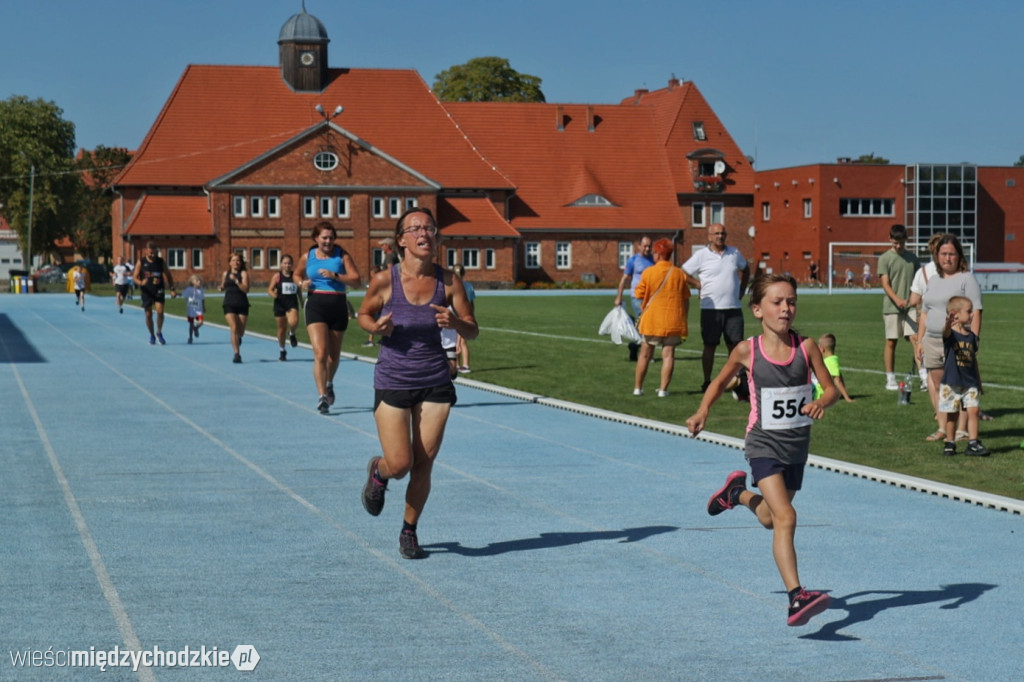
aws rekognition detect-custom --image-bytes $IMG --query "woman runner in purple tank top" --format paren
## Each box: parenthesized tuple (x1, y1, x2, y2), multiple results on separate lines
(356, 207, 478, 560)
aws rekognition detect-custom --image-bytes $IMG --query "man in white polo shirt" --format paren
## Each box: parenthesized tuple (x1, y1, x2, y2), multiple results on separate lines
(683, 223, 750, 395)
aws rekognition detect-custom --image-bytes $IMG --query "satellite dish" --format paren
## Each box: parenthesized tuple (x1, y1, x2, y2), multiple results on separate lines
(747, 225, 756, 238)
(713, 160, 726, 175)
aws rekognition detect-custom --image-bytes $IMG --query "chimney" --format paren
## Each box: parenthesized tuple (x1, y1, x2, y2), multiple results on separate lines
(634, 88, 649, 99)
(668, 77, 681, 89)
(556, 105, 565, 131)
(586, 105, 595, 132)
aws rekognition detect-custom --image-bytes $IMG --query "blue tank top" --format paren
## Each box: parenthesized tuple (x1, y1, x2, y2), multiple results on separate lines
(744, 333, 813, 465)
(306, 246, 347, 293)
(374, 264, 451, 390)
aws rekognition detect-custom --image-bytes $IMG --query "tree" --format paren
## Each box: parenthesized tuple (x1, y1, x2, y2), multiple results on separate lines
(73, 146, 132, 262)
(1014, 155, 1024, 168)
(433, 57, 545, 103)
(856, 152, 890, 165)
(0, 96, 80, 268)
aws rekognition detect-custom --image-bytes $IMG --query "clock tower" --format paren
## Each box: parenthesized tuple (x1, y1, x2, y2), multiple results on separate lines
(278, 5, 329, 92)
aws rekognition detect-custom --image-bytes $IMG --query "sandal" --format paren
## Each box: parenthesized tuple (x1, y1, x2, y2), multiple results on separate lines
(980, 412, 994, 421)
(925, 430, 946, 442)
(955, 430, 970, 442)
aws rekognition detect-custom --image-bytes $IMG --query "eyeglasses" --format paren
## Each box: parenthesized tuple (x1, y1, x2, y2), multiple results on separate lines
(401, 225, 437, 236)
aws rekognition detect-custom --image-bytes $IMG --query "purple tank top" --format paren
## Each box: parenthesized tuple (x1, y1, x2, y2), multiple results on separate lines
(374, 264, 451, 390)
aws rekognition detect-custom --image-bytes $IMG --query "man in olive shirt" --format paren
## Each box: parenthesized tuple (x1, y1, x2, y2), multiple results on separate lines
(878, 224, 921, 390)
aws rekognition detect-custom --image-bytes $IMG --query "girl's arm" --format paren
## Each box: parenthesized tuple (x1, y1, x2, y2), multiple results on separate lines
(238, 270, 249, 293)
(267, 273, 279, 298)
(338, 252, 362, 288)
(357, 268, 393, 336)
(443, 271, 479, 341)
(686, 341, 750, 436)
(803, 339, 838, 417)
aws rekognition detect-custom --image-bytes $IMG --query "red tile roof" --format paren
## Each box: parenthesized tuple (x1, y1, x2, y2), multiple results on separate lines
(116, 65, 513, 190)
(124, 194, 213, 236)
(437, 197, 518, 238)
(444, 102, 684, 231)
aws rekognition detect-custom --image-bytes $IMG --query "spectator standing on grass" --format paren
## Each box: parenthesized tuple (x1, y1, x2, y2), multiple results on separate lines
(357, 207, 477, 560)
(687, 273, 838, 628)
(938, 296, 989, 457)
(813, 333, 853, 403)
(133, 242, 175, 345)
(632, 239, 690, 398)
(614, 236, 654, 362)
(683, 223, 750, 396)
(915, 234, 983, 443)
(878, 224, 921, 391)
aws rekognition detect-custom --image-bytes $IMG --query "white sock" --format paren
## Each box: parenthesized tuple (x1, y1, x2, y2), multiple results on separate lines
(886, 372, 896, 382)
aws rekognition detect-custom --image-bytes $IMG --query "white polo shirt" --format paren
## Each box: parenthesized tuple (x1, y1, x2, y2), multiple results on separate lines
(683, 246, 747, 310)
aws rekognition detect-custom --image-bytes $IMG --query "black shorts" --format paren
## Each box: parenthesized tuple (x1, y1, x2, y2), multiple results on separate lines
(273, 298, 299, 317)
(749, 458, 805, 491)
(374, 383, 457, 411)
(140, 286, 164, 308)
(223, 302, 250, 316)
(305, 293, 350, 331)
(700, 308, 744, 348)
(114, 283, 130, 297)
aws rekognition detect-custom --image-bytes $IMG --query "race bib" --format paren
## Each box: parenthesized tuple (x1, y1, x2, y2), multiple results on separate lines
(760, 385, 814, 430)
(281, 281, 298, 295)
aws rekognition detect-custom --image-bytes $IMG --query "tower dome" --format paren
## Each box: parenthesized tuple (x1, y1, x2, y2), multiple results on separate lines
(278, 4, 329, 92)
(278, 7, 329, 46)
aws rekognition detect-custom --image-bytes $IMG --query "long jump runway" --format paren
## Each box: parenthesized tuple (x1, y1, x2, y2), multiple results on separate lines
(1, 294, 1020, 681)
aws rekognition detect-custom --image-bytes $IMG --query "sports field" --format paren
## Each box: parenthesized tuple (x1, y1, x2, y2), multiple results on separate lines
(2, 291, 1020, 680)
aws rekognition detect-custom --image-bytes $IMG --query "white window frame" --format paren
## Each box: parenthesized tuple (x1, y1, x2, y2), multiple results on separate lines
(405, 197, 418, 211)
(803, 198, 812, 218)
(462, 248, 480, 269)
(692, 121, 706, 141)
(525, 242, 541, 269)
(555, 242, 571, 270)
(372, 248, 385, 267)
(485, 248, 496, 270)
(710, 202, 724, 224)
(337, 197, 350, 219)
(250, 248, 264, 270)
(249, 196, 263, 218)
(268, 248, 281, 270)
(313, 151, 339, 171)
(267, 196, 280, 218)
(167, 248, 186, 269)
(388, 197, 402, 218)
(319, 197, 332, 218)
(618, 242, 634, 269)
(303, 196, 316, 218)
(191, 248, 203, 269)
(372, 197, 385, 218)
(446, 248, 457, 268)
(762, 202, 771, 221)
(233, 196, 246, 218)
(692, 202, 706, 227)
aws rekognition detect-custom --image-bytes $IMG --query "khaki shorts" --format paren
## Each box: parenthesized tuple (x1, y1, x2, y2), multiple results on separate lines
(938, 384, 980, 412)
(642, 335, 682, 347)
(921, 335, 946, 370)
(884, 309, 918, 339)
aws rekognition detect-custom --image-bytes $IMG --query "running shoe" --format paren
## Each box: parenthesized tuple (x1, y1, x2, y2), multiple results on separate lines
(187, 337, 193, 345)
(707, 470, 747, 516)
(279, 350, 287, 362)
(657, 389, 670, 398)
(326, 383, 335, 405)
(157, 333, 166, 345)
(458, 366, 472, 374)
(787, 589, 831, 626)
(700, 380, 711, 393)
(233, 354, 242, 364)
(361, 340, 374, 347)
(119, 307, 123, 314)
(317, 395, 329, 415)
(289, 332, 297, 348)
(399, 529, 426, 560)
(964, 440, 990, 457)
(362, 457, 387, 516)
(149, 335, 156, 345)
(943, 441, 956, 457)
(632, 388, 643, 396)
(885, 378, 899, 391)
(194, 327, 199, 338)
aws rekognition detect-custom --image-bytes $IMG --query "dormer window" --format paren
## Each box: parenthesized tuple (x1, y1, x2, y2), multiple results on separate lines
(314, 150, 338, 171)
(692, 122, 706, 141)
(571, 194, 613, 207)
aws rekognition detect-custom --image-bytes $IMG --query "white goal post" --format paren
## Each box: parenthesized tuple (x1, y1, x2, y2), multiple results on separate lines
(826, 241, 974, 294)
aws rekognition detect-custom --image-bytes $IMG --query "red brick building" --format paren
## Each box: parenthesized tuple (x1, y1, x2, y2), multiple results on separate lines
(110, 8, 754, 288)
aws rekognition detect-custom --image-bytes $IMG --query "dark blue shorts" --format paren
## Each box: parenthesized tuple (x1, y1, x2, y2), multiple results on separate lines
(700, 308, 744, 348)
(749, 457, 805, 491)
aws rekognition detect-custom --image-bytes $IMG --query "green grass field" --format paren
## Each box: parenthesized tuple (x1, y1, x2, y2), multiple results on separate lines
(108, 285, 1022, 500)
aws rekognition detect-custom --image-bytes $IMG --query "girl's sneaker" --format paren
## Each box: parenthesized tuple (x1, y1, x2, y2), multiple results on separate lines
(788, 589, 830, 626)
(707, 471, 747, 516)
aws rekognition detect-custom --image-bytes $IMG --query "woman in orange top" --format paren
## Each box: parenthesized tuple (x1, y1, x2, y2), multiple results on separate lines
(633, 238, 692, 397)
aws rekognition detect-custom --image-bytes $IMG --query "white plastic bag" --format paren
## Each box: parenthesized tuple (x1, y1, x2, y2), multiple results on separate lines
(598, 305, 641, 345)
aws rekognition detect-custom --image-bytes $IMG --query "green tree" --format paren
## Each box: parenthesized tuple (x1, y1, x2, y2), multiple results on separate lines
(0, 95, 80, 268)
(433, 57, 545, 103)
(856, 152, 890, 165)
(73, 146, 132, 262)
(1013, 155, 1024, 167)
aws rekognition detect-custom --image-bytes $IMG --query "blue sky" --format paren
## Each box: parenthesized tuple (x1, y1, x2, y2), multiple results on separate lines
(3, 0, 1023, 170)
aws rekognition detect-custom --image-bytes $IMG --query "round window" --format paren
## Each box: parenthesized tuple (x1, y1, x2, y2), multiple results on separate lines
(314, 151, 339, 171)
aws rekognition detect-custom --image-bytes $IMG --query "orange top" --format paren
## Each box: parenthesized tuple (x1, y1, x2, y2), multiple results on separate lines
(635, 260, 690, 338)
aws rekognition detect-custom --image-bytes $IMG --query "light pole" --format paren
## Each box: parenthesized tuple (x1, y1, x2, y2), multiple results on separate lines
(26, 164, 35, 271)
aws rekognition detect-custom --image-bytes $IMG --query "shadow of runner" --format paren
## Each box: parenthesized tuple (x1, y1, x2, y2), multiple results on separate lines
(0, 314, 46, 363)
(423, 525, 679, 557)
(800, 582, 997, 641)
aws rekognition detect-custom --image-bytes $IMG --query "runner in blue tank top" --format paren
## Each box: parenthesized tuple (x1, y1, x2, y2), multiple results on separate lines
(356, 207, 478, 560)
(686, 273, 839, 627)
(296, 222, 361, 413)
